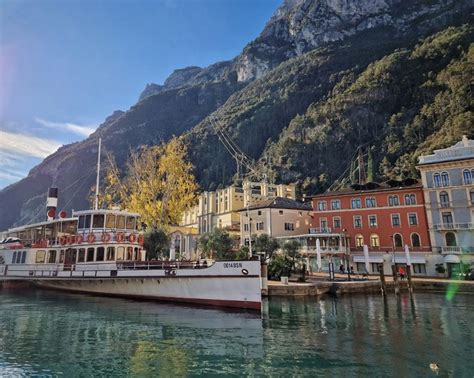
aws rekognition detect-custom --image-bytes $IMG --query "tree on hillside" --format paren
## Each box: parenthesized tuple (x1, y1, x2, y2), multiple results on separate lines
(101, 136, 198, 229)
(198, 228, 233, 260)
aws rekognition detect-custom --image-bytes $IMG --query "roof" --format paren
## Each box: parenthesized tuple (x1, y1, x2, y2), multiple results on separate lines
(309, 179, 422, 199)
(238, 197, 312, 212)
(417, 136, 474, 165)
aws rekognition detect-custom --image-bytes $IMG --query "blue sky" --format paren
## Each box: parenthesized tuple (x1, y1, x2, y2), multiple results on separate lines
(0, 0, 281, 189)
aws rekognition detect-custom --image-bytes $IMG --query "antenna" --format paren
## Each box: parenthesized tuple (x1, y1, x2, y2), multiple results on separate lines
(94, 138, 102, 210)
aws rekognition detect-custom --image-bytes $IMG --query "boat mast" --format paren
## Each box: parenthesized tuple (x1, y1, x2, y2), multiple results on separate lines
(94, 138, 102, 210)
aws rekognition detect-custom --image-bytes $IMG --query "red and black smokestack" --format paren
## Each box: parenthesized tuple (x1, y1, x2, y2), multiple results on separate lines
(46, 187, 58, 221)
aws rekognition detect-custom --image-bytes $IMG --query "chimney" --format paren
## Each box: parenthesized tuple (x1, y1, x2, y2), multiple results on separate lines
(46, 187, 58, 221)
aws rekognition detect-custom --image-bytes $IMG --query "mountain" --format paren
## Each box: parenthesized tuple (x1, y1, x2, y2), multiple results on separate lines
(0, 0, 473, 230)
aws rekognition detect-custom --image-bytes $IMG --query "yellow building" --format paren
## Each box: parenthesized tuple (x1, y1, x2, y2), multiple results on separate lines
(180, 181, 296, 235)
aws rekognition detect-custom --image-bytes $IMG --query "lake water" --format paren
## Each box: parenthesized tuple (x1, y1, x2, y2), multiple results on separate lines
(0, 288, 472, 377)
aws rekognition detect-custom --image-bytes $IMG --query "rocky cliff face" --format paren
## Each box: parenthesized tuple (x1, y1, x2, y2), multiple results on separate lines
(0, 0, 472, 230)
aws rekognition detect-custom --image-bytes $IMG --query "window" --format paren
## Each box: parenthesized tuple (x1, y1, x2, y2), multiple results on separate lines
(12, 251, 17, 264)
(353, 216, 362, 228)
(439, 191, 449, 207)
(391, 214, 400, 226)
(244, 238, 250, 247)
(351, 198, 361, 209)
(78, 248, 85, 263)
(127, 247, 133, 260)
(365, 197, 376, 208)
(318, 201, 327, 211)
(411, 233, 421, 247)
(116, 216, 125, 229)
(48, 250, 57, 263)
(78, 215, 85, 229)
(106, 247, 115, 261)
(333, 217, 341, 229)
(393, 234, 403, 248)
(36, 250, 46, 263)
(21, 251, 26, 264)
(320, 219, 327, 229)
(84, 214, 91, 229)
(257, 211, 262, 216)
(412, 264, 426, 274)
(463, 169, 473, 185)
(445, 232, 456, 247)
(243, 224, 250, 232)
(388, 195, 399, 206)
(441, 171, 449, 187)
(16, 251, 21, 264)
(471, 189, 474, 204)
(284, 223, 295, 231)
(256, 222, 264, 231)
(404, 194, 416, 205)
(59, 250, 65, 263)
(92, 214, 105, 228)
(86, 248, 95, 262)
(442, 212, 453, 226)
(331, 200, 341, 210)
(371, 263, 381, 273)
(279, 210, 284, 215)
(368, 215, 377, 227)
(126, 217, 136, 230)
(355, 235, 364, 247)
(117, 247, 125, 261)
(106, 214, 116, 229)
(370, 234, 380, 248)
(408, 213, 418, 226)
(433, 173, 441, 187)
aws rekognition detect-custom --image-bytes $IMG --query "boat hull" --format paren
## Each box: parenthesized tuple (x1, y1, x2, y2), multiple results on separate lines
(34, 275, 261, 310)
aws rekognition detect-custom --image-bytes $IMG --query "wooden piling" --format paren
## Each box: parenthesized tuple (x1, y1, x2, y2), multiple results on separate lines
(391, 264, 400, 295)
(378, 264, 387, 296)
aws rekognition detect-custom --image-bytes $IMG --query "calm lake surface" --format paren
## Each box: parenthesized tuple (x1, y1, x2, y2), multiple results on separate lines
(0, 288, 472, 377)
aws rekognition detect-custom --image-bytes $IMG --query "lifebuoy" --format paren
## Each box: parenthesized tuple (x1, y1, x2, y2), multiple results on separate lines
(67, 235, 75, 245)
(87, 233, 96, 243)
(128, 234, 137, 243)
(116, 233, 125, 243)
(101, 233, 111, 243)
(138, 234, 144, 246)
(59, 236, 67, 246)
(75, 235, 84, 244)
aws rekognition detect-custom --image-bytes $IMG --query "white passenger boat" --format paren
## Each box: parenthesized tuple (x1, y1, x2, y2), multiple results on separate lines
(0, 206, 262, 310)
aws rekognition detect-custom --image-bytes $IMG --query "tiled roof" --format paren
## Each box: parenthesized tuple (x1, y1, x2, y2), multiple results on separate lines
(238, 197, 312, 212)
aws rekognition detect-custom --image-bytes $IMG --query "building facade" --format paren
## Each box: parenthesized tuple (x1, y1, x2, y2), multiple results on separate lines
(417, 136, 474, 276)
(311, 180, 432, 275)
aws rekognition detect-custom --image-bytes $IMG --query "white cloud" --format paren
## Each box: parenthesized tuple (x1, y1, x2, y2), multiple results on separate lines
(0, 130, 62, 159)
(35, 117, 96, 137)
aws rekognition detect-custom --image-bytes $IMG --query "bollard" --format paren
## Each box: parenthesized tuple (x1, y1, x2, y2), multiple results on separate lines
(379, 263, 387, 296)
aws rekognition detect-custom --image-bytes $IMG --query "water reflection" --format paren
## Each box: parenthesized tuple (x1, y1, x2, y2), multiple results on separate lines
(0, 289, 472, 376)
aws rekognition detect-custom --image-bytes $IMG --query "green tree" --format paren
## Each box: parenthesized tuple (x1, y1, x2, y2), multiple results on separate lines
(198, 228, 233, 260)
(254, 234, 280, 261)
(143, 229, 170, 260)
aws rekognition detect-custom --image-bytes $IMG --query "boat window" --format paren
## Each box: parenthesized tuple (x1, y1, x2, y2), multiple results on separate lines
(126, 217, 136, 230)
(117, 246, 124, 261)
(134, 247, 140, 261)
(48, 250, 57, 263)
(106, 247, 115, 261)
(126, 247, 133, 260)
(117, 216, 126, 229)
(12, 251, 17, 263)
(78, 215, 85, 229)
(85, 215, 91, 229)
(106, 214, 116, 229)
(136, 218, 142, 231)
(36, 250, 46, 263)
(87, 248, 95, 262)
(21, 251, 27, 264)
(78, 248, 85, 263)
(15, 251, 22, 264)
(96, 247, 105, 261)
(92, 214, 105, 229)
(59, 250, 65, 263)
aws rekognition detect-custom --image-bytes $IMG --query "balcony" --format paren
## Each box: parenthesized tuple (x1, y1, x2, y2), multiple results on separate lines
(431, 223, 474, 231)
(300, 246, 349, 255)
(308, 227, 332, 234)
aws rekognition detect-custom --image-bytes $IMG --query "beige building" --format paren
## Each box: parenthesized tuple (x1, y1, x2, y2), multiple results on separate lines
(180, 181, 296, 235)
(238, 197, 313, 246)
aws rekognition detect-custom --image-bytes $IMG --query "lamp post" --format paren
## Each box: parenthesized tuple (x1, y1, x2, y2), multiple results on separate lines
(246, 192, 253, 258)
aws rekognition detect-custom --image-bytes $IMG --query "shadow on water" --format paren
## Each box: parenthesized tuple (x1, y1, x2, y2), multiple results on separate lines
(0, 288, 472, 376)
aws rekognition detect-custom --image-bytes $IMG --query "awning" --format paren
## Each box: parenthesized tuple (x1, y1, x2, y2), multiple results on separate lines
(393, 256, 426, 264)
(444, 254, 461, 264)
(353, 256, 383, 263)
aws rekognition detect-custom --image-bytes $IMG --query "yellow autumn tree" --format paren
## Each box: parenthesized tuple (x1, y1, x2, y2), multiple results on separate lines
(102, 137, 198, 229)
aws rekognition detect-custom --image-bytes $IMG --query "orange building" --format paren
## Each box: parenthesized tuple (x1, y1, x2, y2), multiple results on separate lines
(310, 179, 432, 274)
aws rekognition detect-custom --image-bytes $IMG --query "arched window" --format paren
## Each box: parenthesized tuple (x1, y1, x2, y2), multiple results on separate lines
(388, 195, 399, 206)
(439, 191, 449, 207)
(404, 193, 416, 205)
(441, 172, 449, 187)
(393, 234, 403, 248)
(370, 234, 380, 248)
(445, 232, 457, 247)
(411, 233, 421, 248)
(433, 173, 441, 187)
(355, 234, 364, 247)
(463, 169, 472, 184)
(470, 189, 474, 204)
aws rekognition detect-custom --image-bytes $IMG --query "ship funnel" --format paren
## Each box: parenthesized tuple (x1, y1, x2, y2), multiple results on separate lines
(47, 187, 58, 221)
